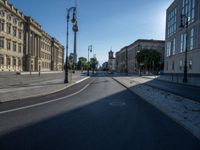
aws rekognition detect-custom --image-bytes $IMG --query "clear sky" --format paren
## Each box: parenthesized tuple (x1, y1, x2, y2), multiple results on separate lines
(10, 0, 173, 65)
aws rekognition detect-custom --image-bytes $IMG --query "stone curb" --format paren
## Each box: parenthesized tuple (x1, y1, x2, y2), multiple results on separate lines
(0, 77, 90, 103)
(142, 76, 200, 88)
(112, 77, 200, 141)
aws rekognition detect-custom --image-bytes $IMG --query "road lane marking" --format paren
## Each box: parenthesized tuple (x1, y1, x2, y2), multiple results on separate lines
(0, 78, 95, 114)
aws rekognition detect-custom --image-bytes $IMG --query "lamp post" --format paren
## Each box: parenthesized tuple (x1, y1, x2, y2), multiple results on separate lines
(72, 9, 78, 73)
(64, 6, 77, 83)
(180, 14, 189, 83)
(87, 45, 92, 76)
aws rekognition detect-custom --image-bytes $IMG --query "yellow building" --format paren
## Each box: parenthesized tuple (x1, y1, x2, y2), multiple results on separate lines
(0, 0, 64, 72)
(0, 0, 24, 71)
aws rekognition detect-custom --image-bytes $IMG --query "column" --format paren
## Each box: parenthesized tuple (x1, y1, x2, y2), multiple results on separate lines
(34, 35, 37, 57)
(10, 56, 13, 70)
(26, 32, 29, 55)
(32, 33, 35, 56)
(38, 37, 41, 58)
(4, 55, 6, 69)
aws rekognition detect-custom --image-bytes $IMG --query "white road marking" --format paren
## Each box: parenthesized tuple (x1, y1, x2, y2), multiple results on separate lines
(0, 78, 95, 114)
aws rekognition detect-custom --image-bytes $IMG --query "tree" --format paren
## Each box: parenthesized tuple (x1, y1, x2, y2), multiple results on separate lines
(90, 57, 98, 74)
(136, 49, 161, 74)
(67, 53, 74, 70)
(77, 57, 87, 71)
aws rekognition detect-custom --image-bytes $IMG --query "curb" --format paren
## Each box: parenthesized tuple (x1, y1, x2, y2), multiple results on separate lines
(0, 77, 90, 103)
(112, 77, 200, 141)
(142, 76, 200, 89)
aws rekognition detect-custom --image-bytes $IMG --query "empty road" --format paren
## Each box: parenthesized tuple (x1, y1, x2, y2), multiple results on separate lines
(0, 74, 200, 150)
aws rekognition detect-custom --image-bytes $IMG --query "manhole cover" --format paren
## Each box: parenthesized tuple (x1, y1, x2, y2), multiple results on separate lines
(109, 101, 126, 107)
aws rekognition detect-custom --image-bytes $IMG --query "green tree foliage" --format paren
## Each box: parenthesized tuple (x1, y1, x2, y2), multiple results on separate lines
(90, 57, 98, 74)
(67, 53, 74, 70)
(136, 49, 161, 73)
(77, 57, 87, 71)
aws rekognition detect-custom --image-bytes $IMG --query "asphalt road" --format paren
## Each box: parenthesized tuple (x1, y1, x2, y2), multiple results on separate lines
(0, 75, 200, 150)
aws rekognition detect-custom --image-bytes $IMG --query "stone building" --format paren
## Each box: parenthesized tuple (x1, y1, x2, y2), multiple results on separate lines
(0, 0, 24, 71)
(116, 46, 128, 73)
(0, 0, 64, 72)
(51, 38, 64, 71)
(116, 39, 165, 74)
(165, 0, 200, 76)
(127, 39, 165, 74)
(41, 31, 52, 71)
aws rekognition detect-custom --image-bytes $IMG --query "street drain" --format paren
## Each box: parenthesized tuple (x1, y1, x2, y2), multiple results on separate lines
(109, 101, 126, 107)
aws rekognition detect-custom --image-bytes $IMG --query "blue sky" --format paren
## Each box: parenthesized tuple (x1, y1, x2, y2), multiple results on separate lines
(10, 0, 173, 65)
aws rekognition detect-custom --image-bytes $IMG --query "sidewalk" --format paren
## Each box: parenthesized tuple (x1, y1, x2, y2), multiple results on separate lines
(0, 71, 89, 103)
(113, 76, 200, 140)
(142, 75, 200, 87)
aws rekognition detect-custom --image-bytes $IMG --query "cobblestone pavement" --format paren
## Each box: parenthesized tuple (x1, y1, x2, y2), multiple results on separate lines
(0, 71, 89, 103)
(113, 76, 200, 140)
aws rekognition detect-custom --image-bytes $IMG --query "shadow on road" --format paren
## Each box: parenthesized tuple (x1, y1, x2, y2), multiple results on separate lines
(0, 78, 200, 150)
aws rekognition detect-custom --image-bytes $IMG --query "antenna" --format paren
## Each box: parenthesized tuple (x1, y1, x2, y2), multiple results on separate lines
(75, 0, 77, 8)
(75, 0, 78, 17)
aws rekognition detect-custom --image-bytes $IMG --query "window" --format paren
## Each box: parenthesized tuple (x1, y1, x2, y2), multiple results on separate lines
(13, 42, 16, 51)
(18, 30, 22, 39)
(7, 57, 10, 66)
(172, 61, 175, 70)
(0, 10, 5, 17)
(166, 42, 171, 57)
(180, 32, 186, 53)
(13, 27, 17, 37)
(7, 23, 11, 34)
(0, 19, 4, 32)
(7, 15, 11, 21)
(13, 57, 16, 66)
(13, 18, 17, 25)
(172, 38, 176, 55)
(190, 28, 194, 50)
(18, 59, 21, 66)
(189, 59, 192, 69)
(18, 44, 22, 53)
(182, 0, 196, 23)
(167, 7, 177, 37)
(0, 37, 4, 48)
(179, 60, 183, 70)
(7, 40, 11, 50)
(0, 55, 4, 65)
(18, 22, 22, 28)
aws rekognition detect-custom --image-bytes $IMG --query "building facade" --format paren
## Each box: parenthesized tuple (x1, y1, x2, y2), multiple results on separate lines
(0, 0, 24, 71)
(116, 46, 128, 73)
(165, 0, 200, 75)
(116, 39, 165, 74)
(127, 39, 165, 74)
(0, 0, 64, 72)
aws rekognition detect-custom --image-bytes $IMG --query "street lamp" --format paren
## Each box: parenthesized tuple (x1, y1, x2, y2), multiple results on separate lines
(180, 14, 189, 83)
(64, 6, 77, 83)
(87, 45, 92, 76)
(72, 9, 78, 72)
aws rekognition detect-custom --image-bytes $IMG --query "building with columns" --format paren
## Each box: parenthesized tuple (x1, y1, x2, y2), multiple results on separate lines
(0, 0, 24, 72)
(0, 0, 64, 72)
